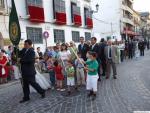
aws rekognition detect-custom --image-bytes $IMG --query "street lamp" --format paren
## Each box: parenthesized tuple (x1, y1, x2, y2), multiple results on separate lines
(91, 3, 99, 14)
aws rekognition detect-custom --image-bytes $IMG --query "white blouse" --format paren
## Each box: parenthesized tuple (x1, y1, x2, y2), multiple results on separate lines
(60, 50, 71, 61)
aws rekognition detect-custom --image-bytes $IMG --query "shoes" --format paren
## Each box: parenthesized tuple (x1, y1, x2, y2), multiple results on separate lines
(57, 88, 60, 91)
(98, 78, 101, 81)
(92, 94, 96, 101)
(19, 98, 30, 103)
(41, 92, 45, 98)
(67, 91, 71, 96)
(87, 91, 93, 97)
(106, 76, 109, 79)
(113, 76, 117, 79)
(60, 89, 65, 91)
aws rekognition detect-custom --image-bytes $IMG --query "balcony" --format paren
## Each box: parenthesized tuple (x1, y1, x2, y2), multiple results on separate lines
(53, 0, 66, 25)
(86, 18, 93, 29)
(27, 1, 45, 23)
(84, 8, 93, 29)
(122, 17, 134, 26)
(72, 5, 82, 26)
(121, 5, 133, 15)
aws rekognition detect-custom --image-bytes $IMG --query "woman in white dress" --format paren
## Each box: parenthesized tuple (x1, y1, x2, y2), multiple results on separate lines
(30, 51, 50, 92)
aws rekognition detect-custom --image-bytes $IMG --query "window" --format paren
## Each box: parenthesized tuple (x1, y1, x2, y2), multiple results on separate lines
(54, 29, 65, 43)
(84, 7, 92, 26)
(26, 27, 43, 44)
(53, 0, 66, 19)
(72, 31, 80, 42)
(0, 0, 5, 8)
(27, 0, 43, 7)
(71, 2, 76, 23)
(85, 32, 91, 41)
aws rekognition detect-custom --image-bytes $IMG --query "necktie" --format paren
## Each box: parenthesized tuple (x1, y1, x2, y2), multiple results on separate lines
(109, 47, 111, 58)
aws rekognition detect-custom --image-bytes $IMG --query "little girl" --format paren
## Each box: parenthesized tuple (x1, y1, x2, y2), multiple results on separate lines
(46, 54, 55, 89)
(53, 60, 65, 91)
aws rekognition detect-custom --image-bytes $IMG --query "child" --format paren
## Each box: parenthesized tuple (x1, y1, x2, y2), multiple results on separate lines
(66, 60, 75, 95)
(85, 52, 99, 101)
(75, 52, 85, 86)
(46, 53, 55, 90)
(53, 60, 65, 91)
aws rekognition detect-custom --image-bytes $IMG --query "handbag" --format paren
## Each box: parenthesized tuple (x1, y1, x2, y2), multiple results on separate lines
(2, 67, 5, 75)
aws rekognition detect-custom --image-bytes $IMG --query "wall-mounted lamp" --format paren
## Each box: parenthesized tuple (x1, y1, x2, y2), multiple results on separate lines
(91, 3, 99, 14)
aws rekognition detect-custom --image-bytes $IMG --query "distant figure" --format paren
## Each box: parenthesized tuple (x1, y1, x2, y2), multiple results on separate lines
(138, 40, 145, 56)
(105, 40, 117, 79)
(98, 38, 107, 76)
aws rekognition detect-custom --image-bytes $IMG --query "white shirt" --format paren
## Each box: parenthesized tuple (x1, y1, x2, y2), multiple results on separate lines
(60, 50, 71, 61)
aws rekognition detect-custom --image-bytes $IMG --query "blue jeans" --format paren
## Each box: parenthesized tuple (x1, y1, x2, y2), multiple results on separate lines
(49, 70, 55, 87)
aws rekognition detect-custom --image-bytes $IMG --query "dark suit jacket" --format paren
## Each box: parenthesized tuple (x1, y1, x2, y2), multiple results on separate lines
(90, 43, 99, 55)
(98, 42, 107, 61)
(20, 48, 36, 78)
(90, 43, 101, 63)
(78, 43, 89, 61)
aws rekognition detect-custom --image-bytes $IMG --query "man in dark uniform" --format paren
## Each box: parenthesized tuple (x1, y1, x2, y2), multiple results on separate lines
(78, 37, 90, 61)
(98, 38, 107, 76)
(19, 39, 45, 103)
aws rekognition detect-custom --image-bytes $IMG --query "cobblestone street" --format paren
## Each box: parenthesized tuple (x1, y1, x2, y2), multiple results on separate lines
(0, 51, 150, 113)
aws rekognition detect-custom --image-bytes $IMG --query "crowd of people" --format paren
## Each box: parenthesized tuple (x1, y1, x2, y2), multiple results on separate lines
(0, 37, 149, 102)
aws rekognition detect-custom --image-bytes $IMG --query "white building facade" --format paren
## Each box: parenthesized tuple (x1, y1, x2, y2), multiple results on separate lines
(0, 0, 93, 51)
(92, 0, 136, 41)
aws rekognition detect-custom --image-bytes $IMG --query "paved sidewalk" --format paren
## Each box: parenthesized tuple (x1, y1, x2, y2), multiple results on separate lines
(0, 51, 150, 113)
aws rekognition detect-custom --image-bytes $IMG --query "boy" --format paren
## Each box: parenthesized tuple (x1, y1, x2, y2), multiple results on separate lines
(75, 52, 85, 86)
(85, 52, 99, 100)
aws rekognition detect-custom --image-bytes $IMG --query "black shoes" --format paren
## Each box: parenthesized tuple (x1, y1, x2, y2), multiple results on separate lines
(19, 98, 30, 103)
(87, 91, 93, 97)
(41, 92, 45, 98)
(92, 94, 96, 101)
(87, 91, 96, 101)
(113, 76, 117, 79)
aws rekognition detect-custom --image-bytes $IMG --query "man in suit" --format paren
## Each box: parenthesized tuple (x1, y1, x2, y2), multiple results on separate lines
(19, 39, 45, 103)
(138, 40, 145, 56)
(90, 37, 101, 81)
(98, 38, 107, 76)
(128, 40, 133, 59)
(105, 40, 117, 79)
(78, 37, 90, 61)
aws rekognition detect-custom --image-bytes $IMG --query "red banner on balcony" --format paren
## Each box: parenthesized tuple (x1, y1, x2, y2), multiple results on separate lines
(74, 14, 82, 26)
(87, 18, 93, 29)
(28, 6, 45, 23)
(55, 12, 66, 25)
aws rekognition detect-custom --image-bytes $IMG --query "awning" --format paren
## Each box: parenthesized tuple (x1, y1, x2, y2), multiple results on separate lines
(74, 14, 82, 26)
(87, 18, 93, 29)
(28, 5, 45, 23)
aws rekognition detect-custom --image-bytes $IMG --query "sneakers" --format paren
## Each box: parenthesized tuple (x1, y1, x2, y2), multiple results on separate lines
(60, 89, 65, 91)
